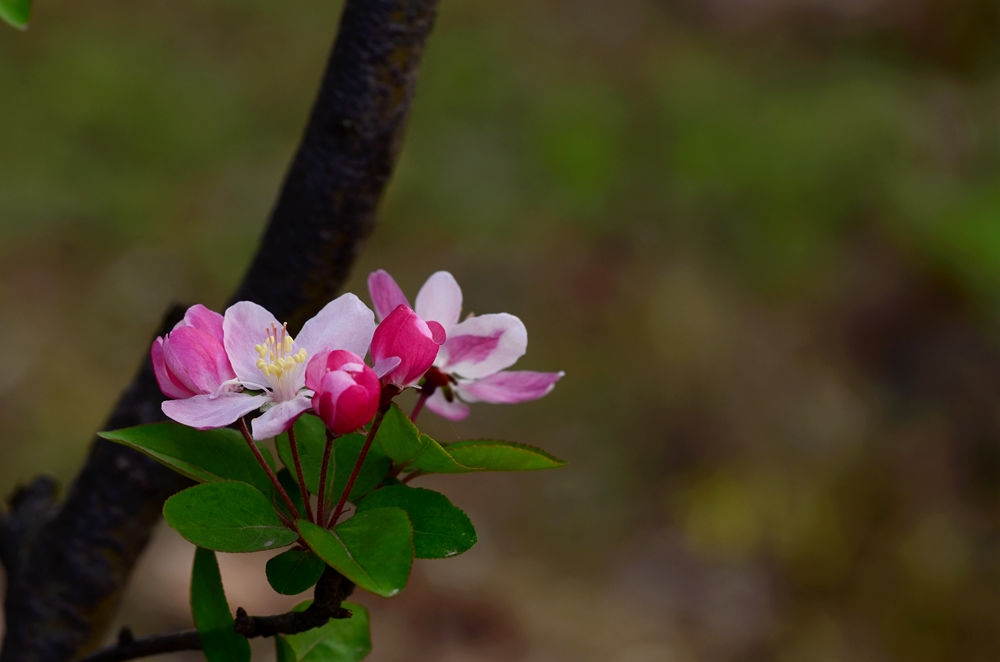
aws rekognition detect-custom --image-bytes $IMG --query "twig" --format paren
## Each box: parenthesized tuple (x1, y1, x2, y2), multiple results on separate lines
(75, 629, 201, 662)
(78, 568, 355, 662)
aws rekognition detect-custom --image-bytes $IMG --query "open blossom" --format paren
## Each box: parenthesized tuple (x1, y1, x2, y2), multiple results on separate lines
(370, 304, 445, 387)
(158, 294, 375, 440)
(151, 304, 236, 399)
(368, 270, 563, 420)
(305, 350, 380, 435)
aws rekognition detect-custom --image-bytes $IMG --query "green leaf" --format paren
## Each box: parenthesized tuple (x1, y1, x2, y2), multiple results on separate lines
(191, 547, 250, 662)
(356, 486, 476, 559)
(299, 510, 413, 597)
(374, 406, 471, 474)
(100, 422, 278, 496)
(445, 439, 567, 471)
(373, 404, 422, 462)
(329, 433, 392, 503)
(275, 601, 371, 662)
(164, 481, 298, 552)
(266, 549, 327, 595)
(276, 415, 339, 495)
(0, 0, 30, 30)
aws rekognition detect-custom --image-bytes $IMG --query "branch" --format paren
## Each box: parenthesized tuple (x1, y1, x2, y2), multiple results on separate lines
(233, 568, 355, 638)
(77, 568, 356, 662)
(74, 630, 202, 662)
(1, 2, 438, 661)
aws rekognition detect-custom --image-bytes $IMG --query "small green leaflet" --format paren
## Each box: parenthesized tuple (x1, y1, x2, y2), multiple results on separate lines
(445, 439, 567, 471)
(298, 509, 413, 598)
(164, 481, 298, 553)
(266, 549, 327, 596)
(191, 548, 250, 662)
(356, 486, 476, 559)
(374, 405, 471, 473)
(0, 0, 30, 30)
(100, 422, 278, 496)
(275, 601, 371, 662)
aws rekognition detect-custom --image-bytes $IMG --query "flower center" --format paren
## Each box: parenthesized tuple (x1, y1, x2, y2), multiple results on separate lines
(255, 322, 307, 379)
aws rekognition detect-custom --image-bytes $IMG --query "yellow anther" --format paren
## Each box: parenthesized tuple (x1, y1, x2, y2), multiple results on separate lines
(284, 336, 294, 353)
(255, 344, 267, 358)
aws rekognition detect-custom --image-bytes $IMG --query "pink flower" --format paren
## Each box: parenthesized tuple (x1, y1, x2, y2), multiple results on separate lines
(369, 304, 445, 387)
(367, 270, 563, 420)
(151, 304, 236, 399)
(305, 350, 380, 435)
(159, 294, 376, 440)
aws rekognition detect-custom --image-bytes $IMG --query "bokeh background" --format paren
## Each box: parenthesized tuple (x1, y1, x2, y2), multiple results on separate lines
(3, 0, 1000, 659)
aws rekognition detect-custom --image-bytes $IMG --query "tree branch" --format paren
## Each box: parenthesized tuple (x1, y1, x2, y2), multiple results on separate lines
(1, 2, 438, 661)
(77, 568, 356, 662)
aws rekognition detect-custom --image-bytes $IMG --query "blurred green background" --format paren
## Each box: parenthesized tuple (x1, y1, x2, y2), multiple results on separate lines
(4, 0, 1000, 659)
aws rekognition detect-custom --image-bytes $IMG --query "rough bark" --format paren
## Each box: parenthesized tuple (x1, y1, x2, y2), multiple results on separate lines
(0, 2, 438, 661)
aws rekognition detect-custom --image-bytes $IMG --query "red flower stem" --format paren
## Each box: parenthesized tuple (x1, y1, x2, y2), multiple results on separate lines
(327, 404, 389, 528)
(410, 391, 429, 422)
(287, 426, 315, 523)
(238, 417, 301, 522)
(316, 429, 336, 526)
(410, 381, 437, 422)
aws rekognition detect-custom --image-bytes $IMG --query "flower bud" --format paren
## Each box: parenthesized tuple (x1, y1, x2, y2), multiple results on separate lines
(151, 304, 236, 399)
(306, 350, 380, 435)
(370, 304, 445, 386)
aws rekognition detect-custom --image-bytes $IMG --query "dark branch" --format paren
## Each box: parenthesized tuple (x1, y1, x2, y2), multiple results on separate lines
(1, 2, 438, 661)
(79, 568, 356, 662)
(75, 630, 202, 662)
(234, 568, 355, 638)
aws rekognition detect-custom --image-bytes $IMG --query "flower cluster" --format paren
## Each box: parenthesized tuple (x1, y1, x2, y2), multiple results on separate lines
(153, 270, 563, 438)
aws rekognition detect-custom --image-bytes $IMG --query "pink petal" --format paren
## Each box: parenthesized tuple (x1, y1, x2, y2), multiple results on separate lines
(459, 370, 564, 404)
(250, 395, 313, 440)
(414, 271, 462, 332)
(373, 355, 401, 378)
(367, 270, 410, 321)
(223, 301, 280, 384)
(151, 337, 196, 399)
(295, 293, 376, 360)
(427, 320, 446, 345)
(370, 305, 441, 386)
(162, 326, 234, 394)
(162, 392, 270, 430)
(437, 313, 527, 379)
(424, 389, 470, 421)
(183, 304, 225, 344)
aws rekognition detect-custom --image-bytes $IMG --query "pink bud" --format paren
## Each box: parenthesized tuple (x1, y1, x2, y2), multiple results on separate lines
(151, 304, 236, 399)
(306, 350, 380, 435)
(370, 305, 446, 387)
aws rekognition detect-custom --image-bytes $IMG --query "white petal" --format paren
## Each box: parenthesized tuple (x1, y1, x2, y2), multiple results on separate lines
(367, 270, 409, 321)
(424, 389, 470, 421)
(223, 301, 280, 384)
(415, 271, 462, 332)
(438, 313, 527, 379)
(296, 293, 376, 361)
(459, 370, 564, 404)
(250, 395, 313, 440)
(162, 392, 270, 430)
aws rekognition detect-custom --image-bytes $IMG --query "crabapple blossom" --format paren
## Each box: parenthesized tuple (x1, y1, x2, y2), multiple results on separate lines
(369, 304, 445, 387)
(305, 349, 380, 435)
(151, 304, 235, 400)
(158, 294, 375, 440)
(368, 269, 563, 420)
